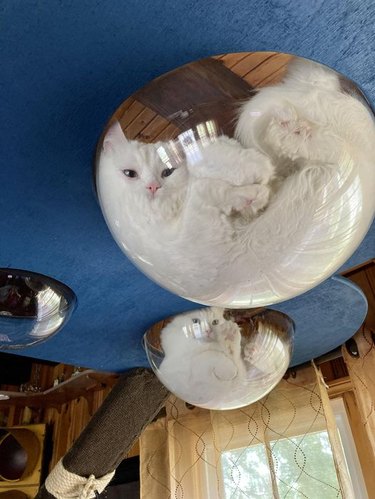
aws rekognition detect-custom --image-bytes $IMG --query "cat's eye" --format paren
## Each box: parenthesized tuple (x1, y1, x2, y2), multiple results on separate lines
(123, 169, 138, 178)
(161, 168, 175, 178)
(212, 319, 219, 325)
(192, 318, 200, 324)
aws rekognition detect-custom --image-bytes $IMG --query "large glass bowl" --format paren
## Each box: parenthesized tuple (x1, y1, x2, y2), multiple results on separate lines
(95, 52, 375, 308)
(144, 307, 294, 410)
(0, 268, 76, 349)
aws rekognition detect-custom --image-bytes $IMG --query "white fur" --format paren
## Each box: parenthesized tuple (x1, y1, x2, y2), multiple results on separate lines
(281, 58, 341, 93)
(158, 308, 247, 408)
(97, 123, 274, 298)
(235, 58, 374, 165)
(225, 57, 375, 305)
(157, 308, 290, 408)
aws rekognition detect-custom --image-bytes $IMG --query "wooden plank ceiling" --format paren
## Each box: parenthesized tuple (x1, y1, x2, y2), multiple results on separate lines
(110, 51, 293, 142)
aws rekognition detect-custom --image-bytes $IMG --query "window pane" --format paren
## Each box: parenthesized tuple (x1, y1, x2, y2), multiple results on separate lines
(271, 431, 342, 499)
(221, 445, 273, 499)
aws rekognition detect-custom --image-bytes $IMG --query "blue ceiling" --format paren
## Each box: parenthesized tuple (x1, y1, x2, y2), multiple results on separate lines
(1, 0, 374, 372)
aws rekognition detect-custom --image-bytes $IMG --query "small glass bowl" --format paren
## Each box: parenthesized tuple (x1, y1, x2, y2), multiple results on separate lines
(144, 307, 294, 410)
(0, 268, 76, 349)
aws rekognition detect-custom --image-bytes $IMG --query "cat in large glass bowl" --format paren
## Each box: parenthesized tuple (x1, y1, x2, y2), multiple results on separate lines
(97, 57, 374, 306)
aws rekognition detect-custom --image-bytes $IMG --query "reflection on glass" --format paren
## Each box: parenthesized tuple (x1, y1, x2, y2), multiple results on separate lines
(96, 54, 375, 308)
(144, 308, 294, 410)
(0, 269, 76, 349)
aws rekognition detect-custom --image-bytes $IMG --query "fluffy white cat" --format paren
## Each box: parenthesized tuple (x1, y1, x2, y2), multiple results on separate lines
(236, 58, 374, 175)
(220, 57, 375, 306)
(97, 58, 374, 306)
(157, 307, 291, 408)
(97, 122, 274, 298)
(158, 307, 248, 408)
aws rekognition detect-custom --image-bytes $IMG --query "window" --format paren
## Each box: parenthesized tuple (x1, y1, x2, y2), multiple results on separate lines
(222, 444, 272, 498)
(140, 370, 370, 499)
(220, 397, 368, 499)
(221, 431, 341, 499)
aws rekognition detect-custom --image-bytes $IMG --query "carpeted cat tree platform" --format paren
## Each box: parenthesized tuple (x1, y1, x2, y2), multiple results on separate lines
(36, 369, 169, 499)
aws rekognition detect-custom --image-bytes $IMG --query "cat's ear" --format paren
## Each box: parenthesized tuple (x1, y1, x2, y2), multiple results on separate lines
(210, 307, 224, 320)
(102, 121, 128, 155)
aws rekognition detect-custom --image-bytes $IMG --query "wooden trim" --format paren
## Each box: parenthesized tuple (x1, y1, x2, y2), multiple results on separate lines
(0, 371, 118, 412)
(341, 391, 375, 497)
(341, 258, 375, 277)
(327, 377, 353, 398)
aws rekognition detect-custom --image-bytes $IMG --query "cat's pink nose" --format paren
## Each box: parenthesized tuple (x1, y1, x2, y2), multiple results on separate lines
(147, 183, 161, 194)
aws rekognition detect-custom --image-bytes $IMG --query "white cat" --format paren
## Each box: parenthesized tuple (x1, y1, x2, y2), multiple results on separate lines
(158, 307, 247, 408)
(235, 58, 374, 173)
(97, 122, 274, 298)
(157, 308, 291, 408)
(218, 57, 375, 306)
(97, 59, 374, 306)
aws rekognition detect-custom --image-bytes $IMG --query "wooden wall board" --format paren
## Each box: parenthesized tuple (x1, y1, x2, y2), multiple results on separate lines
(343, 259, 375, 330)
(0, 361, 117, 471)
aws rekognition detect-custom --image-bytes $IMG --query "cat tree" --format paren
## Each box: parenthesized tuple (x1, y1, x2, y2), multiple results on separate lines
(36, 369, 169, 499)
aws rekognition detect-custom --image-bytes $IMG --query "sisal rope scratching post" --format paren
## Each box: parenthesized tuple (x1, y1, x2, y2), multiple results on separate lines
(36, 368, 169, 499)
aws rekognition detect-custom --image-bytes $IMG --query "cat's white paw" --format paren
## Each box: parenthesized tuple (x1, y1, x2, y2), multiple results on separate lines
(264, 105, 313, 160)
(229, 184, 271, 218)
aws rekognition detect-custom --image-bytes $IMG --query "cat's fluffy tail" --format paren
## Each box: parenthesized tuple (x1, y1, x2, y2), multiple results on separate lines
(282, 58, 341, 92)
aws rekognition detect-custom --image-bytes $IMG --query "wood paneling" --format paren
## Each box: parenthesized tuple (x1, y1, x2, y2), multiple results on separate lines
(0, 360, 117, 471)
(134, 57, 254, 137)
(320, 357, 349, 382)
(103, 98, 180, 144)
(219, 51, 293, 87)
(343, 259, 375, 330)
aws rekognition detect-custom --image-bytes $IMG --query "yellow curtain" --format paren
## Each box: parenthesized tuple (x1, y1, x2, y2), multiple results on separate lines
(343, 325, 375, 456)
(140, 364, 354, 499)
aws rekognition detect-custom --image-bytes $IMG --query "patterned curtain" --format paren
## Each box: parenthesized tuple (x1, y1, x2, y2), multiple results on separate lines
(140, 364, 354, 499)
(343, 325, 375, 456)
